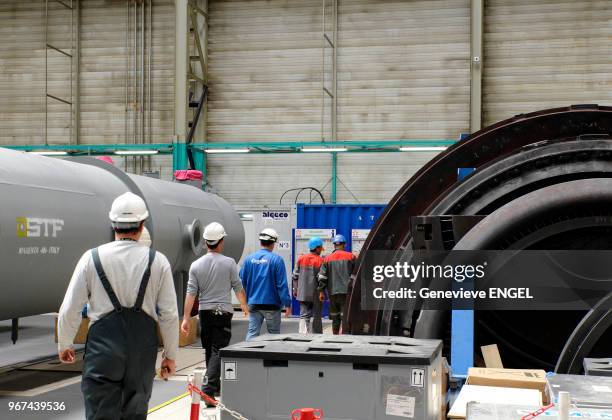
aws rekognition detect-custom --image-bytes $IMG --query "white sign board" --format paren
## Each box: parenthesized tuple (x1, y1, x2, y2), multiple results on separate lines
(223, 361, 237, 381)
(386, 394, 415, 418)
(411, 368, 425, 387)
(351, 229, 371, 256)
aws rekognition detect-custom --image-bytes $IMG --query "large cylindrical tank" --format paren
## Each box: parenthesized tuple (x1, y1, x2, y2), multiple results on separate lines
(0, 148, 244, 320)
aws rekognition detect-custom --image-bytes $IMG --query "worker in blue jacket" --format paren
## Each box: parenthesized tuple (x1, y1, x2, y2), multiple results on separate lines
(240, 228, 292, 341)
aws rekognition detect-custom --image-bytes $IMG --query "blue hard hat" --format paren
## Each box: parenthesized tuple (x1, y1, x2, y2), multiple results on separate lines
(332, 234, 347, 244)
(308, 237, 324, 250)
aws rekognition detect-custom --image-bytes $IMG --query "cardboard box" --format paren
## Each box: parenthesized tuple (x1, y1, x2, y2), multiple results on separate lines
(56, 316, 198, 348)
(180, 315, 199, 347)
(157, 315, 199, 347)
(448, 385, 542, 419)
(54, 316, 90, 344)
(467, 368, 549, 404)
(441, 357, 449, 420)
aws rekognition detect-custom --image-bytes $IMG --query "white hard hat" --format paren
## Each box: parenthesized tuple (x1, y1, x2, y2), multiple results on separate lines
(203, 222, 227, 242)
(109, 192, 149, 225)
(259, 228, 279, 242)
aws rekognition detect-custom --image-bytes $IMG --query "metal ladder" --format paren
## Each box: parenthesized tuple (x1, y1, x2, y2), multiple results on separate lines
(44, 0, 77, 145)
(186, 0, 209, 169)
(321, 0, 337, 142)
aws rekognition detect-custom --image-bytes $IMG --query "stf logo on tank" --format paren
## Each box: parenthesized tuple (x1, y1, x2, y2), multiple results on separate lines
(16, 217, 64, 238)
(262, 211, 289, 221)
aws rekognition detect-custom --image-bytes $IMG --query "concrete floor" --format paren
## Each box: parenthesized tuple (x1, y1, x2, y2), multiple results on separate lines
(0, 313, 308, 420)
(0, 315, 74, 369)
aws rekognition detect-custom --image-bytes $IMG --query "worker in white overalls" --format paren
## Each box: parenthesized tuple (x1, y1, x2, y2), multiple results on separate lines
(57, 192, 180, 420)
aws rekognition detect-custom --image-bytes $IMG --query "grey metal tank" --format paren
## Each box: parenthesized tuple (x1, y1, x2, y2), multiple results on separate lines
(0, 148, 244, 320)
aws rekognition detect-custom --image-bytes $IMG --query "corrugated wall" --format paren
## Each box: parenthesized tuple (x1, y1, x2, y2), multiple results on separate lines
(336, 151, 439, 203)
(206, 0, 323, 142)
(205, 0, 469, 206)
(0, 0, 174, 180)
(4, 0, 612, 207)
(205, 0, 332, 206)
(483, 0, 612, 125)
(79, 0, 174, 146)
(337, 0, 471, 140)
(333, 0, 470, 203)
(79, 0, 175, 179)
(206, 154, 332, 206)
(0, 0, 73, 145)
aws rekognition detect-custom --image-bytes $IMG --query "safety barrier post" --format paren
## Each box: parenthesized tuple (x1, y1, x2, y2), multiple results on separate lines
(190, 369, 204, 420)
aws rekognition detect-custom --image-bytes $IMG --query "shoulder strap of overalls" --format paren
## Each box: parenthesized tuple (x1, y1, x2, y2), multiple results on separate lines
(134, 248, 156, 311)
(91, 248, 123, 312)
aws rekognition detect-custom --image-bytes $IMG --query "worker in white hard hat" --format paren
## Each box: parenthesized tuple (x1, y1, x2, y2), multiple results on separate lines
(240, 228, 292, 341)
(57, 192, 179, 420)
(181, 222, 248, 406)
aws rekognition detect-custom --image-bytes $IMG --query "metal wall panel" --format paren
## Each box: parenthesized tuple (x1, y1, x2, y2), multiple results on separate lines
(336, 151, 440, 203)
(206, 154, 332, 207)
(207, 0, 324, 142)
(334, 0, 469, 203)
(206, 151, 437, 207)
(8, 0, 612, 209)
(205, 0, 468, 206)
(205, 0, 331, 206)
(483, 0, 612, 125)
(79, 0, 175, 146)
(0, 0, 73, 145)
(337, 0, 471, 140)
(0, 0, 174, 162)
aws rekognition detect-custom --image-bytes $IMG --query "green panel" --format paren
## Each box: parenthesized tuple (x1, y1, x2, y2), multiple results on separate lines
(190, 139, 456, 153)
(192, 149, 207, 187)
(172, 142, 189, 172)
(331, 152, 338, 204)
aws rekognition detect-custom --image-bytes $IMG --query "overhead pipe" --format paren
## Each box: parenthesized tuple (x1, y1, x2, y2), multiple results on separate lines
(148, 0, 152, 165)
(133, 0, 138, 172)
(125, 0, 129, 171)
(140, 0, 145, 173)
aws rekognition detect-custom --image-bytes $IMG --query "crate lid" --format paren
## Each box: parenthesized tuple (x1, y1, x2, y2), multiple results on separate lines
(465, 403, 611, 420)
(547, 374, 612, 408)
(584, 358, 612, 377)
(220, 334, 442, 365)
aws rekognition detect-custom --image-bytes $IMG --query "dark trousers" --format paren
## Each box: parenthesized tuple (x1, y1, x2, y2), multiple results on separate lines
(82, 310, 158, 420)
(200, 310, 233, 396)
(312, 295, 323, 333)
(329, 294, 346, 334)
(298, 299, 323, 334)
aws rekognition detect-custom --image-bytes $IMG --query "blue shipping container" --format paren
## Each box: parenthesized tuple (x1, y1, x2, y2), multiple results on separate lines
(291, 203, 386, 316)
(295, 203, 386, 252)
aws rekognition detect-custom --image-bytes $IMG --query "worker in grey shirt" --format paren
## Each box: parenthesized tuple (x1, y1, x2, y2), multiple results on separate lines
(181, 222, 248, 405)
(58, 192, 179, 420)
